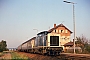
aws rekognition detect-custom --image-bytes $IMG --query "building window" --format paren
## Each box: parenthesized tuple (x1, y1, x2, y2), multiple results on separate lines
(56, 30, 58, 33)
(62, 38, 63, 40)
(63, 30, 64, 33)
(55, 30, 56, 33)
(61, 30, 63, 33)
(53, 30, 55, 33)
(68, 38, 69, 40)
(59, 30, 61, 33)
(59, 30, 64, 33)
(66, 30, 68, 33)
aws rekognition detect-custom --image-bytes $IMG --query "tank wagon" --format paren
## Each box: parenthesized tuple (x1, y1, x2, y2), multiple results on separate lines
(17, 31, 63, 55)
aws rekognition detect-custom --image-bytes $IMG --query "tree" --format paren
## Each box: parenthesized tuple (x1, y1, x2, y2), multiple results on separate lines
(75, 35, 90, 53)
(85, 44, 90, 53)
(0, 40, 7, 52)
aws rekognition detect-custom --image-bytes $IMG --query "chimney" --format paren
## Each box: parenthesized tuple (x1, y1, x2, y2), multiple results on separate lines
(54, 24, 56, 28)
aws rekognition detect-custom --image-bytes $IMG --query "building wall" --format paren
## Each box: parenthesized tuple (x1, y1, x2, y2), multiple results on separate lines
(64, 46, 82, 53)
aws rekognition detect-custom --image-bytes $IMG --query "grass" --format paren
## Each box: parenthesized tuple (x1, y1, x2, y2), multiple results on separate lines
(11, 52, 30, 60)
(0, 51, 31, 60)
(0, 52, 4, 57)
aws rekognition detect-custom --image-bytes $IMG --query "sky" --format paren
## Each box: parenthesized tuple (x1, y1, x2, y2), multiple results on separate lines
(0, 0, 90, 48)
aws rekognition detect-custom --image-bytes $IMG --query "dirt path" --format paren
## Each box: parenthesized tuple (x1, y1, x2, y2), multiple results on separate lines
(0, 53, 11, 59)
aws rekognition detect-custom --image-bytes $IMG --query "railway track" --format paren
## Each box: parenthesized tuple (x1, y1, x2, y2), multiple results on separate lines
(17, 52, 90, 60)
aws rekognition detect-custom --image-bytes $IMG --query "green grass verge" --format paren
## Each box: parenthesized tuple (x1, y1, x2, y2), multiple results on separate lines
(11, 52, 30, 60)
(0, 52, 4, 57)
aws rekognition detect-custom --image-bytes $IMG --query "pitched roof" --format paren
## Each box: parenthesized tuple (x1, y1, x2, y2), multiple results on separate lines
(48, 24, 73, 33)
(22, 37, 36, 45)
(63, 42, 74, 46)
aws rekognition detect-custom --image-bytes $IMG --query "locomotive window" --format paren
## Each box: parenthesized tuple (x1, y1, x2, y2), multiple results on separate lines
(50, 36, 59, 46)
(46, 36, 47, 40)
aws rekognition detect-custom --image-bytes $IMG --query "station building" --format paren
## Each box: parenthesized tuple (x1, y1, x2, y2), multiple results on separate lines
(48, 24, 73, 51)
(48, 24, 82, 52)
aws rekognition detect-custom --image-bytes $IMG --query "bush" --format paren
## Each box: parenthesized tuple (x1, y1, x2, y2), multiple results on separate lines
(85, 45, 90, 53)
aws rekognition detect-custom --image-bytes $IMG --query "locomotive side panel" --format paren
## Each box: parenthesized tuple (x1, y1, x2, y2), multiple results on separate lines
(35, 35, 46, 47)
